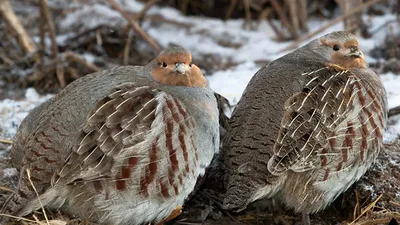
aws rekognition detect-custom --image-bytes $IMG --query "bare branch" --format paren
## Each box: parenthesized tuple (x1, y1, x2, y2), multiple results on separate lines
(270, 0, 297, 39)
(40, 0, 57, 58)
(108, 0, 161, 52)
(0, 0, 36, 54)
(389, 105, 400, 118)
(280, 0, 385, 53)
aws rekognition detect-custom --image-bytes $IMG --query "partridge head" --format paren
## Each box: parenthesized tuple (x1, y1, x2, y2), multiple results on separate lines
(222, 31, 387, 224)
(2, 46, 220, 225)
(307, 31, 366, 69)
(151, 47, 206, 87)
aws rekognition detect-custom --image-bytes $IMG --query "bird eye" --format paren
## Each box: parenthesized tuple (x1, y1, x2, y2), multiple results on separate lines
(332, 44, 340, 51)
(189, 63, 192, 67)
(162, 62, 167, 67)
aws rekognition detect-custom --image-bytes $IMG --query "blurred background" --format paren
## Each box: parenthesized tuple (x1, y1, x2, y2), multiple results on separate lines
(0, 0, 399, 98)
(0, 0, 399, 224)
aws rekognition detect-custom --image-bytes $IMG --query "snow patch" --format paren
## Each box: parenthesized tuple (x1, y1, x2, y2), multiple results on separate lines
(0, 89, 53, 140)
(25, 88, 40, 102)
(60, 4, 126, 33)
(208, 61, 259, 104)
(2, 168, 18, 178)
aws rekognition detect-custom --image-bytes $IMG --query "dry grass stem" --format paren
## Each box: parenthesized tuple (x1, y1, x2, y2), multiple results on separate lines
(270, 0, 296, 39)
(349, 194, 383, 225)
(133, 0, 160, 21)
(39, 0, 57, 58)
(225, 0, 237, 20)
(0, 139, 13, 144)
(26, 169, 50, 225)
(280, 0, 385, 53)
(0, 0, 37, 54)
(0, 213, 38, 223)
(123, 29, 135, 65)
(389, 105, 400, 117)
(108, 0, 161, 51)
(64, 51, 100, 72)
(0, 186, 14, 193)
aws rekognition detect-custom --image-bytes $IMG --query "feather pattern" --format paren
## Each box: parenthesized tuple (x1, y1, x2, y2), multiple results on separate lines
(268, 66, 387, 183)
(4, 47, 220, 225)
(222, 32, 388, 217)
(55, 82, 199, 201)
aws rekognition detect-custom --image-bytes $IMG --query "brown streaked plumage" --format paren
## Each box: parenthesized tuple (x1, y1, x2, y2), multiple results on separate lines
(222, 31, 387, 225)
(1, 46, 220, 225)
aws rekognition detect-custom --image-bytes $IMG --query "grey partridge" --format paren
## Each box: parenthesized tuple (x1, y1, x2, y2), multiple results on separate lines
(2, 46, 220, 225)
(222, 31, 388, 224)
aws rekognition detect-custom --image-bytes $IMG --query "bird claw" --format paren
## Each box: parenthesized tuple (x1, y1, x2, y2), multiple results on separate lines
(326, 63, 348, 72)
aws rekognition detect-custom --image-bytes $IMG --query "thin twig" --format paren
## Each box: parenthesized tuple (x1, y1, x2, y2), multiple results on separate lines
(200, 191, 239, 223)
(243, 0, 252, 28)
(0, 213, 37, 223)
(39, 3, 45, 51)
(266, 17, 286, 41)
(280, 0, 385, 53)
(64, 51, 100, 72)
(56, 58, 65, 87)
(390, 201, 400, 208)
(298, 0, 308, 32)
(388, 105, 400, 117)
(0, 186, 13, 193)
(270, 0, 297, 39)
(349, 194, 383, 225)
(40, 0, 64, 89)
(123, 29, 135, 65)
(26, 168, 50, 225)
(0, 0, 37, 54)
(285, 0, 299, 36)
(39, 0, 57, 58)
(353, 213, 400, 225)
(108, 0, 161, 51)
(39, 0, 45, 67)
(353, 190, 360, 220)
(135, 13, 192, 29)
(67, 66, 79, 79)
(95, 28, 103, 46)
(0, 139, 13, 144)
(225, 0, 237, 20)
(257, 7, 272, 31)
(180, 0, 189, 15)
(0, 51, 13, 65)
(133, 0, 159, 21)
(370, 19, 397, 36)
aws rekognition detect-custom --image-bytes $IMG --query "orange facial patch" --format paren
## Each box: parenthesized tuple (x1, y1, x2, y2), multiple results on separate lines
(152, 49, 207, 87)
(331, 52, 366, 69)
(321, 38, 366, 69)
(152, 64, 206, 87)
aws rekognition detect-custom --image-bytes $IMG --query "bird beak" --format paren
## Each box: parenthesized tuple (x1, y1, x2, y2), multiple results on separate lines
(175, 63, 187, 74)
(347, 46, 363, 58)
